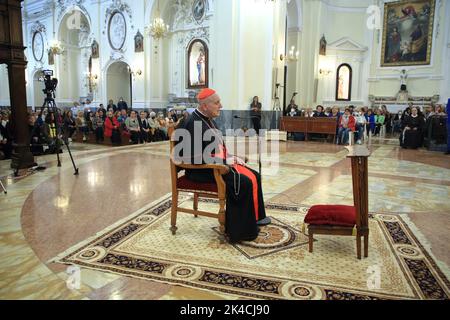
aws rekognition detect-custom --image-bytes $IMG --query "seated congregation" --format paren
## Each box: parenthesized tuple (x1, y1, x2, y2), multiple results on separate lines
(0, 99, 191, 159)
(283, 101, 448, 149)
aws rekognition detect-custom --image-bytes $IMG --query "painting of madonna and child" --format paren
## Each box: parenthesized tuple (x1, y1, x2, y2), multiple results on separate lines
(381, 0, 435, 67)
(187, 39, 208, 89)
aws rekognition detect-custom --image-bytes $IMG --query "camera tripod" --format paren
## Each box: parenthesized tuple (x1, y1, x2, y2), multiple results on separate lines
(273, 84, 282, 130)
(0, 179, 6, 194)
(40, 96, 79, 175)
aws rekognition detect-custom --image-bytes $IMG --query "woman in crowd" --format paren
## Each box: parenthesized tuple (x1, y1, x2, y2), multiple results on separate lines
(354, 108, 367, 144)
(148, 111, 163, 142)
(124, 110, 140, 144)
(138, 111, 150, 143)
(75, 111, 89, 142)
(43, 112, 61, 153)
(117, 109, 128, 126)
(374, 109, 385, 136)
(92, 110, 105, 143)
(0, 112, 12, 159)
(63, 110, 76, 143)
(365, 109, 376, 135)
(28, 113, 44, 156)
(104, 110, 121, 146)
(303, 107, 314, 117)
(381, 105, 392, 133)
(313, 105, 326, 117)
(250, 96, 262, 134)
(393, 110, 403, 134)
(158, 112, 168, 140)
(400, 106, 424, 149)
(401, 107, 412, 128)
(337, 108, 356, 145)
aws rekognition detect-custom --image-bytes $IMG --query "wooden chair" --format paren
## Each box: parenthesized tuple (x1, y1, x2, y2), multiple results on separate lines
(305, 145, 371, 259)
(169, 129, 229, 241)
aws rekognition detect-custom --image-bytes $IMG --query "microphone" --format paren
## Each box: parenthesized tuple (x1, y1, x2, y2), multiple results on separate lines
(293, 92, 298, 96)
(234, 115, 240, 119)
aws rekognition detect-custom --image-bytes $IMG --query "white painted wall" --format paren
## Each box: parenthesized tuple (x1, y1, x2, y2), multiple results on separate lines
(15, 0, 449, 112)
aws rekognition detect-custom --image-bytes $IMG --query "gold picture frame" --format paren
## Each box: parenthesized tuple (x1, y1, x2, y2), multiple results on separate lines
(380, 0, 435, 67)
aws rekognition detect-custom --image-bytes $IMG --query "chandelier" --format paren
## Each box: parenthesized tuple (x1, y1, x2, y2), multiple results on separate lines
(148, 0, 169, 40)
(49, 40, 65, 55)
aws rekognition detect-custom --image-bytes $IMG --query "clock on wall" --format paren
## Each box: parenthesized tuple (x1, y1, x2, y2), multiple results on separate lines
(108, 11, 127, 51)
(192, 0, 206, 23)
(32, 31, 44, 62)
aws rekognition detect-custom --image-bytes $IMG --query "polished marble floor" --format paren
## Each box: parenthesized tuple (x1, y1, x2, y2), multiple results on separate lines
(0, 137, 449, 299)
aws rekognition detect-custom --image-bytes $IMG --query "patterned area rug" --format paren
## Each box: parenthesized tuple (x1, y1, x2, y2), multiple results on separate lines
(53, 194, 449, 300)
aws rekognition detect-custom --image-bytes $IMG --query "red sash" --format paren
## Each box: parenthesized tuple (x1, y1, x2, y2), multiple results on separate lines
(213, 144, 259, 221)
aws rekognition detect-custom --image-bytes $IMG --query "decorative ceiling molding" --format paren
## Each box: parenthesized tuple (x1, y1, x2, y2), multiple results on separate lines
(328, 37, 368, 52)
(178, 27, 210, 49)
(56, 0, 89, 24)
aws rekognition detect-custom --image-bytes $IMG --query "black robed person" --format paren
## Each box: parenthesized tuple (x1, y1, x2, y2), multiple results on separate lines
(173, 88, 271, 243)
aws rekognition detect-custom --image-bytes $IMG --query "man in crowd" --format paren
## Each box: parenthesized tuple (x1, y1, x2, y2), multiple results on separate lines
(118, 97, 128, 112)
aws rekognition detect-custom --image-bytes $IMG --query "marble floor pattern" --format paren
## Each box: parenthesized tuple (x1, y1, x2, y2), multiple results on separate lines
(0, 139, 449, 299)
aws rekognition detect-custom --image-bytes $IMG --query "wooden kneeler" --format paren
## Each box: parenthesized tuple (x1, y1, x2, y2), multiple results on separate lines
(306, 145, 371, 259)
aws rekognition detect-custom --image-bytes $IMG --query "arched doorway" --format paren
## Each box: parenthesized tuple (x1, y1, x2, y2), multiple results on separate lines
(106, 61, 132, 108)
(57, 10, 91, 103)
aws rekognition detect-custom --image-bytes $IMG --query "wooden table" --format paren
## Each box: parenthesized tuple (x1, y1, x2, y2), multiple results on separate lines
(280, 117, 337, 142)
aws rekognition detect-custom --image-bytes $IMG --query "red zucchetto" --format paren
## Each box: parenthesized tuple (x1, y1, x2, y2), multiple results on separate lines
(197, 88, 216, 101)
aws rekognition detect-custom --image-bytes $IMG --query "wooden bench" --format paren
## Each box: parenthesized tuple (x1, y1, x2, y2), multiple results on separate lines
(71, 128, 131, 146)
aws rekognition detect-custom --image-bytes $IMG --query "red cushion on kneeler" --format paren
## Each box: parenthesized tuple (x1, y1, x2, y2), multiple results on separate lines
(177, 175, 218, 193)
(304, 205, 356, 227)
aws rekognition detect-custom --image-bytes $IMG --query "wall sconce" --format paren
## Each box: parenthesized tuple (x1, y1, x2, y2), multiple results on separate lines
(127, 66, 142, 77)
(280, 46, 299, 62)
(319, 69, 332, 76)
(86, 72, 99, 91)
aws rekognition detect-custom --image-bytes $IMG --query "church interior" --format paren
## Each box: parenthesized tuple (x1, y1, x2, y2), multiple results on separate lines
(0, 0, 449, 301)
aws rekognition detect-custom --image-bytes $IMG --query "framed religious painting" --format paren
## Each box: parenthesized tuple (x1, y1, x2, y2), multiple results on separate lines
(134, 30, 144, 53)
(32, 31, 44, 62)
(335, 63, 352, 101)
(108, 11, 127, 51)
(91, 40, 99, 58)
(381, 0, 435, 67)
(187, 39, 208, 89)
(192, 0, 206, 23)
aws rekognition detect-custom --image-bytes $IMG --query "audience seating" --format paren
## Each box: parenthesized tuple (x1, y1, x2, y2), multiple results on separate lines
(71, 129, 131, 146)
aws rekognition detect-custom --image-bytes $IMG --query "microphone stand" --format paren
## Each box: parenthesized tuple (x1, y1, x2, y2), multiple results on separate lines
(233, 115, 262, 180)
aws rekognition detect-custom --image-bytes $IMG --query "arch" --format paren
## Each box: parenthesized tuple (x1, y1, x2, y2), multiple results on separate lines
(287, 0, 303, 31)
(105, 61, 132, 108)
(335, 63, 352, 101)
(145, 0, 176, 25)
(57, 10, 91, 102)
(55, 5, 92, 42)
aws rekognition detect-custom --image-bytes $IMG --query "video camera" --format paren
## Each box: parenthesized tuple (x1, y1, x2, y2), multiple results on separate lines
(42, 70, 58, 97)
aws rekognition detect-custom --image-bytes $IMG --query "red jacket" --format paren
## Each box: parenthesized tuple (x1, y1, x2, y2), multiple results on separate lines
(338, 115, 356, 131)
(104, 116, 119, 137)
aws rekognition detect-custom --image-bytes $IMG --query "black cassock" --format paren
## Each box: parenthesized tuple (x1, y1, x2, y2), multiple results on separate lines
(400, 115, 424, 149)
(176, 110, 267, 243)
